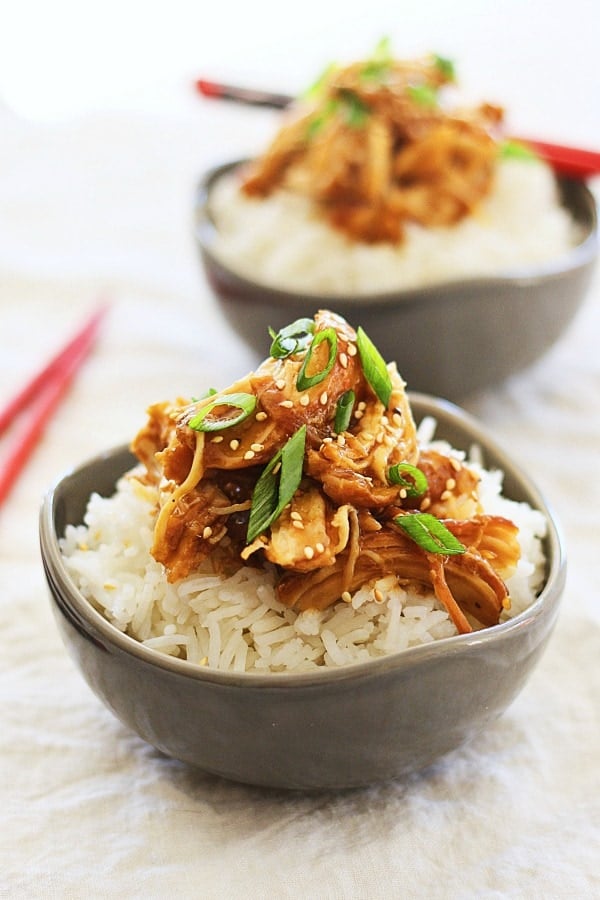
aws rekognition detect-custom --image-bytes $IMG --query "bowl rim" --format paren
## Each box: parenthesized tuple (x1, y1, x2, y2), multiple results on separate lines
(194, 157, 598, 309)
(40, 393, 567, 689)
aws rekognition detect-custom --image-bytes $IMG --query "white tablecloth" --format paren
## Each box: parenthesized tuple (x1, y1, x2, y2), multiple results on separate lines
(1, 19, 599, 897)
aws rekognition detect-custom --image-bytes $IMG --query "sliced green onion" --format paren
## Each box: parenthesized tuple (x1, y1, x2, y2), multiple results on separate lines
(269, 318, 315, 359)
(302, 62, 338, 101)
(499, 139, 539, 163)
(361, 36, 393, 82)
(407, 84, 438, 108)
(393, 513, 466, 555)
(296, 327, 338, 391)
(432, 53, 456, 82)
(388, 463, 428, 497)
(188, 392, 256, 433)
(247, 426, 307, 543)
(334, 390, 355, 433)
(356, 326, 392, 407)
(338, 88, 370, 127)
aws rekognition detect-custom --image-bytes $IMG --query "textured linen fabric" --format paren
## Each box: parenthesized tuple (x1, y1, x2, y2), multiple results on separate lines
(1, 75, 599, 900)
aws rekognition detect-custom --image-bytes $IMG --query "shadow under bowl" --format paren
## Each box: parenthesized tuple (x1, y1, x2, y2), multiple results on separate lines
(195, 160, 598, 402)
(40, 395, 566, 790)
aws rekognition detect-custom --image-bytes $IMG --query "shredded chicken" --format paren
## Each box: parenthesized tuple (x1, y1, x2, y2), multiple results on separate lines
(131, 310, 520, 634)
(239, 50, 504, 244)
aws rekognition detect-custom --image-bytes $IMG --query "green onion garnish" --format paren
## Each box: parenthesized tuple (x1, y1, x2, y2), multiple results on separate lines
(361, 36, 393, 82)
(296, 327, 338, 391)
(338, 89, 370, 127)
(302, 62, 338, 101)
(499, 139, 540, 163)
(246, 426, 307, 543)
(393, 513, 466, 555)
(387, 463, 428, 497)
(188, 392, 256, 433)
(334, 389, 355, 433)
(356, 326, 392, 407)
(269, 318, 315, 359)
(432, 53, 456, 82)
(407, 84, 438, 108)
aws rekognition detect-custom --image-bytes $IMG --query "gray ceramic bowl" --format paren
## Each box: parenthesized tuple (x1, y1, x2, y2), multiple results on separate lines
(195, 160, 597, 401)
(40, 395, 565, 791)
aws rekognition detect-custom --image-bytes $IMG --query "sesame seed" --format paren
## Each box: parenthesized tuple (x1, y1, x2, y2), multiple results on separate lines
(299, 394, 310, 406)
(251, 443, 264, 452)
(342, 591, 352, 603)
(322, 437, 333, 444)
(275, 379, 286, 390)
(502, 596, 512, 610)
(347, 343, 357, 357)
(292, 520, 304, 530)
(211, 435, 224, 443)
(420, 497, 431, 511)
(446, 478, 456, 491)
(315, 542, 325, 554)
(361, 431, 374, 442)
(340, 352, 348, 368)
(202, 526, 213, 539)
(229, 439, 240, 450)
(290, 511, 302, 521)
(304, 546, 315, 560)
(320, 391, 328, 405)
(374, 588, 384, 603)
(392, 413, 403, 427)
(354, 410, 364, 420)
(358, 401, 366, 410)
(440, 489, 452, 500)
(376, 431, 384, 444)
(255, 411, 268, 421)
(337, 434, 346, 446)
(450, 457, 461, 471)
(399, 488, 407, 499)
(244, 450, 256, 460)
(279, 400, 294, 408)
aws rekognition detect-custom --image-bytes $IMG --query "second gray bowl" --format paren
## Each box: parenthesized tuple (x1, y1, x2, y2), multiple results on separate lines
(195, 160, 597, 401)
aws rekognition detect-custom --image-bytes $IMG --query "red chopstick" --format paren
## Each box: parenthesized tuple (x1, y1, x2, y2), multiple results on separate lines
(0, 304, 108, 506)
(195, 78, 600, 179)
(511, 136, 600, 179)
(195, 78, 293, 110)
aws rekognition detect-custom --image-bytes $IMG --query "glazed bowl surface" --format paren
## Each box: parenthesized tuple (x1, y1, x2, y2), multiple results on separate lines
(195, 160, 597, 401)
(40, 395, 565, 790)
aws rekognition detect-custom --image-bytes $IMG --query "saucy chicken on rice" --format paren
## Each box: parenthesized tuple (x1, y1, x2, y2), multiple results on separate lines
(240, 48, 504, 245)
(132, 311, 519, 635)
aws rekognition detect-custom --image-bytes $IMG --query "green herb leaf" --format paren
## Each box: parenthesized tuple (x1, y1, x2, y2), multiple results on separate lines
(499, 139, 540, 162)
(269, 318, 315, 359)
(407, 84, 438, 108)
(296, 327, 338, 391)
(188, 392, 256, 433)
(432, 53, 456, 82)
(388, 463, 428, 497)
(334, 389, 355, 433)
(356, 326, 392, 407)
(246, 426, 307, 542)
(393, 513, 466, 555)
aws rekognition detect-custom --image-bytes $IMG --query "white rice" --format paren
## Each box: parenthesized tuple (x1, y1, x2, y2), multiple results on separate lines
(59, 422, 548, 673)
(209, 159, 579, 294)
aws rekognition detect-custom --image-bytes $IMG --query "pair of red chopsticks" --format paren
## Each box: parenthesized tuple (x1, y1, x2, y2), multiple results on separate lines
(0, 305, 108, 507)
(195, 78, 600, 180)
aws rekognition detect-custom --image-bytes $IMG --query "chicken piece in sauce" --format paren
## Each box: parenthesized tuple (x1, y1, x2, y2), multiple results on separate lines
(131, 310, 520, 634)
